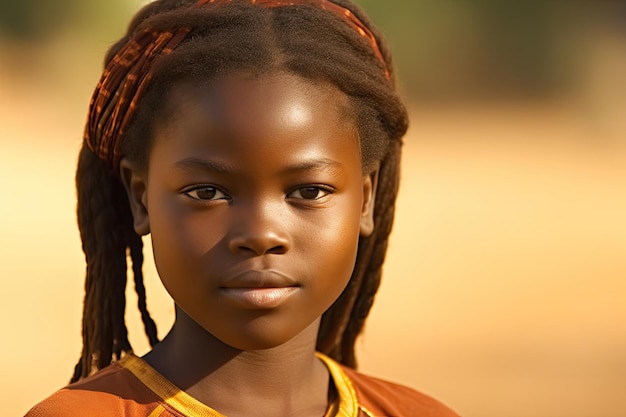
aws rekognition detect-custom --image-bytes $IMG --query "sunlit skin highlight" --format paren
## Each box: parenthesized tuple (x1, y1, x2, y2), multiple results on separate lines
(120, 72, 376, 416)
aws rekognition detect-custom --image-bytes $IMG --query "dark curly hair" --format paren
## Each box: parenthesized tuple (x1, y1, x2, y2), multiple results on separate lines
(73, 0, 408, 382)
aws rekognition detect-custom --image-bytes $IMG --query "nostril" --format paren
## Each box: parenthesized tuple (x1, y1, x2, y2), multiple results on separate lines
(266, 244, 288, 255)
(235, 245, 257, 255)
(227, 211, 291, 255)
(230, 234, 290, 256)
(233, 244, 285, 256)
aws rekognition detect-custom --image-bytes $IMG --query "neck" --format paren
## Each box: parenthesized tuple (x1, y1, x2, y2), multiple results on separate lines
(143, 308, 330, 417)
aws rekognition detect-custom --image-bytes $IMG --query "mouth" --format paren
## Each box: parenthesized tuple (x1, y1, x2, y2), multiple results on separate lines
(220, 287, 299, 309)
(219, 270, 300, 309)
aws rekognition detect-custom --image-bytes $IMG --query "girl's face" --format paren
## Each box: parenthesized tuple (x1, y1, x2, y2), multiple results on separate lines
(122, 72, 376, 350)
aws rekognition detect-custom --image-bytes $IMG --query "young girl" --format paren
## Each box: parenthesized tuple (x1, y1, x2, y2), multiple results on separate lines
(28, 1, 459, 416)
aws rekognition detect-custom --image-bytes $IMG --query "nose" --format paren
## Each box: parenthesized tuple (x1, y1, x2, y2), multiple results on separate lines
(227, 202, 291, 256)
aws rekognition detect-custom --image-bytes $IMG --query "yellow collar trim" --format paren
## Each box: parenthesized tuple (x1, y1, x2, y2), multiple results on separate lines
(315, 352, 359, 417)
(120, 354, 224, 417)
(119, 353, 360, 417)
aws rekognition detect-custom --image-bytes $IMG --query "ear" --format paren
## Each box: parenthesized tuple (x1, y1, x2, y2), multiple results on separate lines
(359, 167, 379, 236)
(119, 158, 150, 236)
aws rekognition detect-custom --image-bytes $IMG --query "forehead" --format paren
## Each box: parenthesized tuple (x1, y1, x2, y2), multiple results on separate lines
(161, 72, 355, 132)
(149, 72, 362, 173)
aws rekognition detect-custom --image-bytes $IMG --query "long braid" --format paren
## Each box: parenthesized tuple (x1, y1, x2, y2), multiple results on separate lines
(73, 0, 408, 380)
(73, 145, 159, 382)
(73, 146, 133, 381)
(342, 142, 402, 366)
(129, 232, 159, 347)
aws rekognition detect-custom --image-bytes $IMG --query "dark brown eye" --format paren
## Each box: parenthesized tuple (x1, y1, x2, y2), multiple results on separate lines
(196, 188, 217, 199)
(184, 186, 227, 201)
(289, 186, 331, 200)
(300, 187, 321, 199)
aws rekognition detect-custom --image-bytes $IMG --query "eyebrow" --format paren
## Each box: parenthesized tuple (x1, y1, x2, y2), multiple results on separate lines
(173, 157, 345, 175)
(174, 157, 236, 173)
(279, 158, 345, 175)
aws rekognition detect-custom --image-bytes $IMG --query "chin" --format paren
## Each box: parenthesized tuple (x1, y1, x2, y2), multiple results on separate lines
(209, 317, 318, 352)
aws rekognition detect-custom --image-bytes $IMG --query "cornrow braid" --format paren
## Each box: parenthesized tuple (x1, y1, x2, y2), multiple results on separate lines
(73, 0, 408, 380)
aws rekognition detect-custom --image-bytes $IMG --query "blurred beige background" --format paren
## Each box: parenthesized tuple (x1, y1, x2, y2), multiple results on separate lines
(1, 1, 625, 416)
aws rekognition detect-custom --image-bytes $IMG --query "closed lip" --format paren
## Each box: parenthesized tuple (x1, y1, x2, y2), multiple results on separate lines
(220, 270, 299, 289)
(219, 271, 299, 309)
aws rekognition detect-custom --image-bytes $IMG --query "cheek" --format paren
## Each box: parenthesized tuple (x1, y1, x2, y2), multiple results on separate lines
(147, 192, 225, 281)
(306, 192, 363, 288)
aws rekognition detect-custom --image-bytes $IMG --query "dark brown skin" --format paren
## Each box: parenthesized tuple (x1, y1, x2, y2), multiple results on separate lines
(120, 72, 376, 417)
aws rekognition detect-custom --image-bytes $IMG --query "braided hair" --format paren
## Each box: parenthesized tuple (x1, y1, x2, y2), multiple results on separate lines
(72, 0, 408, 382)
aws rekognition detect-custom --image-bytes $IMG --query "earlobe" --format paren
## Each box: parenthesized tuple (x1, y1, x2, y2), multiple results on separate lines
(360, 168, 379, 237)
(119, 158, 150, 236)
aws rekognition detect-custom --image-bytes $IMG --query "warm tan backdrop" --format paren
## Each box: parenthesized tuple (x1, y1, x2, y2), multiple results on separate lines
(1, 2, 625, 416)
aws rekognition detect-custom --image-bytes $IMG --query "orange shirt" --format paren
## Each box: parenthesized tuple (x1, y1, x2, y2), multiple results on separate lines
(27, 353, 459, 417)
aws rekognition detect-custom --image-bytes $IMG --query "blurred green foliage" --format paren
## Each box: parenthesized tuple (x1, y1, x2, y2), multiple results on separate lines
(1, 0, 609, 101)
(0, 0, 129, 41)
(0, 0, 71, 39)
(355, 0, 562, 99)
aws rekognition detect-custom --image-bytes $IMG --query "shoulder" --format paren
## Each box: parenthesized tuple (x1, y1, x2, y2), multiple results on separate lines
(341, 366, 461, 417)
(26, 362, 162, 417)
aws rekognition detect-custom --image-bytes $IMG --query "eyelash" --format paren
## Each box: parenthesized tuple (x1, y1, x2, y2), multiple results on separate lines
(181, 184, 334, 202)
(182, 185, 230, 202)
(287, 185, 334, 201)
